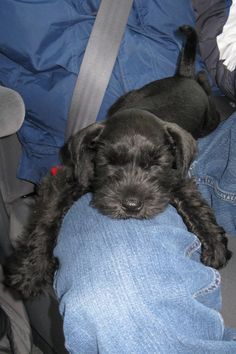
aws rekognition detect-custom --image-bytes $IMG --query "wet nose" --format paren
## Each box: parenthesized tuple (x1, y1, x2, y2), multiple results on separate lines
(122, 197, 143, 212)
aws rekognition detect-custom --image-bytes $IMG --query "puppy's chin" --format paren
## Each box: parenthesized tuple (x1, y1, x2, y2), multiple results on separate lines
(91, 195, 170, 220)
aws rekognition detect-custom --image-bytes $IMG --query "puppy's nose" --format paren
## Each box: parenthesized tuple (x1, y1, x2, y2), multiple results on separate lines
(122, 197, 143, 212)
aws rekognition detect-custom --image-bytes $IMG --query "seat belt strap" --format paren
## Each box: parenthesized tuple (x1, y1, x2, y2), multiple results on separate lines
(66, 0, 133, 139)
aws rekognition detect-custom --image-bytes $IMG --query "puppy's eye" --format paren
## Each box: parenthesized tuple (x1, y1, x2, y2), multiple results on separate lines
(107, 154, 128, 166)
(108, 155, 118, 165)
(139, 161, 150, 170)
(150, 160, 160, 167)
(139, 159, 159, 170)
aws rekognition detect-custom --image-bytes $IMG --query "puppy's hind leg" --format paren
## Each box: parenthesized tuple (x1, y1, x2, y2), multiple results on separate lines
(197, 70, 212, 96)
(171, 178, 232, 269)
(196, 70, 221, 135)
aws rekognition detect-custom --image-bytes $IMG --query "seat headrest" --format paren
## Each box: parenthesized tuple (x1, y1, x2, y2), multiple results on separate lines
(0, 86, 25, 138)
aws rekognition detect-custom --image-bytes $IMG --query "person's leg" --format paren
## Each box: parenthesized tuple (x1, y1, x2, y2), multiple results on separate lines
(190, 111, 236, 236)
(54, 194, 236, 354)
(191, 111, 236, 329)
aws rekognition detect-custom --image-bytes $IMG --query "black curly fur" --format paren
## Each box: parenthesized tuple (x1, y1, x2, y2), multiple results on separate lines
(171, 179, 232, 269)
(3, 167, 84, 297)
(3, 25, 231, 298)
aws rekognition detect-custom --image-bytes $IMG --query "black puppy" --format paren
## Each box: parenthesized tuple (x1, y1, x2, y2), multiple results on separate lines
(4, 25, 231, 298)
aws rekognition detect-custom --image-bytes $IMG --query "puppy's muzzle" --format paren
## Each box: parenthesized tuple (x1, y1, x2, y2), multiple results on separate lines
(122, 196, 143, 213)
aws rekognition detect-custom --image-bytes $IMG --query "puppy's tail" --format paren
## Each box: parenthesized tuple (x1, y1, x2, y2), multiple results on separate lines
(177, 25, 198, 78)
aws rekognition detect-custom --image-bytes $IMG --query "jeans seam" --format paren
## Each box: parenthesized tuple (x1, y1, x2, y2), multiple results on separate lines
(185, 237, 201, 258)
(193, 268, 221, 298)
(194, 175, 236, 203)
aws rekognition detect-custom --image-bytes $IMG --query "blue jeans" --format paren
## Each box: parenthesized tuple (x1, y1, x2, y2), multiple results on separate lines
(54, 113, 236, 354)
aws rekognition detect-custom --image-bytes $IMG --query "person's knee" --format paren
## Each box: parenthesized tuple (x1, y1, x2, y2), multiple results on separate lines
(61, 277, 133, 331)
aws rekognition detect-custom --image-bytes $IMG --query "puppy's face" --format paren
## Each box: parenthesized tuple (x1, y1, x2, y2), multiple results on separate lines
(92, 112, 176, 218)
(62, 109, 196, 219)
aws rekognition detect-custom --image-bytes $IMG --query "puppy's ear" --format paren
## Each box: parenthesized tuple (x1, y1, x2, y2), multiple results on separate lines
(164, 122, 197, 177)
(60, 122, 105, 190)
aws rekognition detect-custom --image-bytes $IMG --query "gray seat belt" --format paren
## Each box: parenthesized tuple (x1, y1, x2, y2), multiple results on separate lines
(66, 0, 133, 139)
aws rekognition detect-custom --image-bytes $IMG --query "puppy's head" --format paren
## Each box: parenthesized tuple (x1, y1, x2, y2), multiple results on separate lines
(62, 109, 196, 219)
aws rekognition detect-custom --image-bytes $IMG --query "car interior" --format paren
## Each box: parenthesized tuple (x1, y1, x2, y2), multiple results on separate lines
(0, 1, 236, 353)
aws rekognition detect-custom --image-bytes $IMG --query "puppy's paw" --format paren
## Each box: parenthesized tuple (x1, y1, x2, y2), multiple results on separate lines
(4, 268, 41, 298)
(201, 241, 232, 269)
(3, 256, 56, 299)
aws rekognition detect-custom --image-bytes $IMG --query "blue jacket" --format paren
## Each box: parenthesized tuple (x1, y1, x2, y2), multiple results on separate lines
(0, 0, 201, 183)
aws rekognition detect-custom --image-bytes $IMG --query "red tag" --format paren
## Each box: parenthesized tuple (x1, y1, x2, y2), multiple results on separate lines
(50, 165, 62, 176)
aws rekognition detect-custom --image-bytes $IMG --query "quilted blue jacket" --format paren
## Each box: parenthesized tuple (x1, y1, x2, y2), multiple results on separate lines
(0, 0, 203, 183)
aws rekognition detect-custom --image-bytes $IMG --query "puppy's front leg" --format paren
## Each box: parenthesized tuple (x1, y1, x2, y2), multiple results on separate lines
(171, 178, 232, 269)
(4, 168, 82, 298)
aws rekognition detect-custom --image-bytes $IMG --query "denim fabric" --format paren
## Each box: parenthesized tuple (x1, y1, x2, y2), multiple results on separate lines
(54, 194, 236, 354)
(54, 113, 236, 353)
(190, 111, 236, 236)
